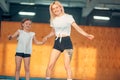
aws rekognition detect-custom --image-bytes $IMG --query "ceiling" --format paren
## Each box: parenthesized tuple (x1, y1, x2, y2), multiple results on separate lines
(0, 0, 120, 17)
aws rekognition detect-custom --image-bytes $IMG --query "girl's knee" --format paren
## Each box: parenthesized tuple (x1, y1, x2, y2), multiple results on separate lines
(16, 66, 21, 72)
(24, 66, 30, 72)
(25, 68, 30, 72)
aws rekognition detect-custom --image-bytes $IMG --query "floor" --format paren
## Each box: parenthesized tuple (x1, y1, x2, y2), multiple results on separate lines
(0, 76, 79, 80)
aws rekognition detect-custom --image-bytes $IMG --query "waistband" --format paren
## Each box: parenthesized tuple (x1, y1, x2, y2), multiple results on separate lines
(55, 36, 70, 43)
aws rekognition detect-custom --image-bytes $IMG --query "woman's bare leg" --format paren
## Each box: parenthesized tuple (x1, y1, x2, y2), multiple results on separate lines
(46, 49, 61, 79)
(64, 49, 73, 80)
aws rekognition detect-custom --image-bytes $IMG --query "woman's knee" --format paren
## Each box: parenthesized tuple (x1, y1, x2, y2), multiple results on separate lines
(64, 63, 71, 70)
(47, 64, 54, 70)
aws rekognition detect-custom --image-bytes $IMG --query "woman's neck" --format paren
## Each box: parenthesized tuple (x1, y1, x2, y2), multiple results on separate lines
(56, 13, 65, 17)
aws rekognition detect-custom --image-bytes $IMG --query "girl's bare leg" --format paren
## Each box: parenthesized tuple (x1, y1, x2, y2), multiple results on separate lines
(24, 57, 30, 80)
(15, 56, 22, 80)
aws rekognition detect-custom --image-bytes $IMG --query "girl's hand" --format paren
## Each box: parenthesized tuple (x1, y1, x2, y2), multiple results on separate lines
(39, 41, 44, 45)
(8, 35, 12, 40)
(86, 34, 94, 40)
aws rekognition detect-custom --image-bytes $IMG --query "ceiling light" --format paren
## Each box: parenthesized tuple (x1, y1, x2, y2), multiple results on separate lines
(93, 16, 110, 20)
(94, 7, 110, 10)
(20, 2, 35, 5)
(18, 12, 36, 16)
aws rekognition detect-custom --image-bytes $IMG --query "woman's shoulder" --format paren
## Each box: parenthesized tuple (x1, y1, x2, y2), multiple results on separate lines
(64, 14, 74, 20)
(65, 14, 73, 17)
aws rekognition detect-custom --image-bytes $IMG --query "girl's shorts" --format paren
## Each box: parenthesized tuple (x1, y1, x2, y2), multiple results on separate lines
(15, 52, 31, 58)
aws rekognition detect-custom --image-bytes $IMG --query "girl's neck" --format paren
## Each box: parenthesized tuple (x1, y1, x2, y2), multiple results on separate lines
(23, 29, 30, 33)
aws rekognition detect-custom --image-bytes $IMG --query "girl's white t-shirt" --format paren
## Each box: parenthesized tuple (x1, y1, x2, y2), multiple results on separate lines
(16, 30, 35, 54)
(50, 14, 75, 36)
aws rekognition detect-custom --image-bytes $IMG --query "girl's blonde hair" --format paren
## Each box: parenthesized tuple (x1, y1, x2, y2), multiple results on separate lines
(49, 1, 65, 22)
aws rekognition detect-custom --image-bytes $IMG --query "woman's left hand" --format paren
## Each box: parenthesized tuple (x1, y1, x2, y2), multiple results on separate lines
(87, 34, 94, 40)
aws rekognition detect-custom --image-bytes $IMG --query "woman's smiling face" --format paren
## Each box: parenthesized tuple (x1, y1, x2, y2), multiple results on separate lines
(51, 4, 62, 16)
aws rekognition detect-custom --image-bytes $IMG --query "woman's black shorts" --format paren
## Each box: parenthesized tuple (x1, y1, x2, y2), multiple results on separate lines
(53, 36, 73, 52)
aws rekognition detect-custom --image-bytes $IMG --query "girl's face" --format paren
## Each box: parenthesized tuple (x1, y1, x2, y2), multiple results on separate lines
(22, 20, 32, 30)
(51, 4, 62, 16)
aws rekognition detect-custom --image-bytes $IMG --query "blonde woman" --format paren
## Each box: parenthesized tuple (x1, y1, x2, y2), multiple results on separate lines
(43, 1, 94, 80)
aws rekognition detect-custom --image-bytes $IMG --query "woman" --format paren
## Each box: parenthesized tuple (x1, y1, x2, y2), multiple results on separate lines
(8, 18, 43, 80)
(43, 1, 94, 80)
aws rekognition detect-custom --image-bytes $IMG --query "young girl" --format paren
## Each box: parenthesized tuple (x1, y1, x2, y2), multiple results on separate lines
(42, 1, 94, 80)
(8, 18, 43, 80)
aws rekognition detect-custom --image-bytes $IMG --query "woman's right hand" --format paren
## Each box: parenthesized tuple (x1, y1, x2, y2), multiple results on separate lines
(42, 37, 48, 44)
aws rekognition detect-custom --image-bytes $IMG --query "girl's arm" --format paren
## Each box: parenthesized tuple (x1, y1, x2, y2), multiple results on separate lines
(8, 30, 19, 40)
(33, 36, 43, 45)
(42, 28, 55, 43)
(72, 22, 94, 40)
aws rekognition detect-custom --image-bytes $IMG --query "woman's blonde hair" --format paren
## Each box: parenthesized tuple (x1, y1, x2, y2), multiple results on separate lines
(49, 1, 65, 22)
